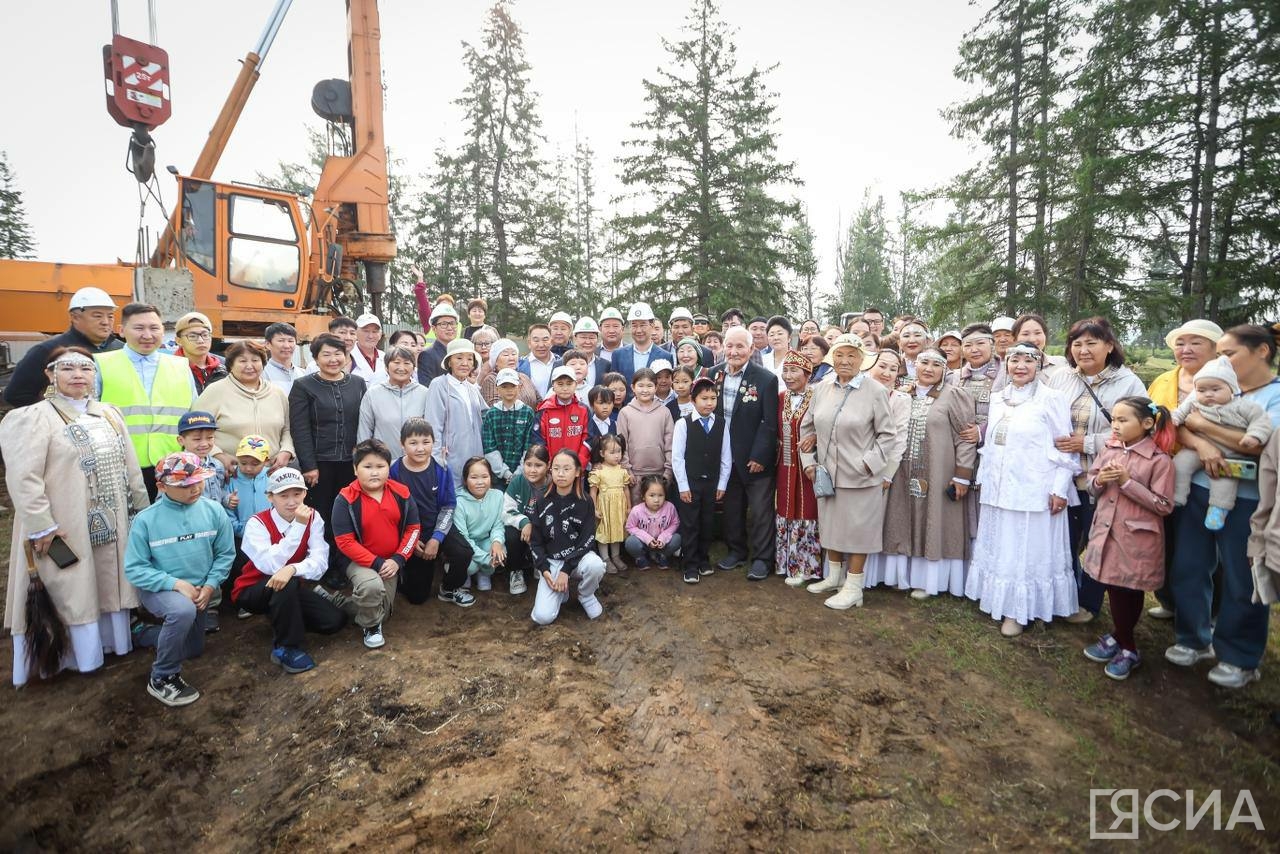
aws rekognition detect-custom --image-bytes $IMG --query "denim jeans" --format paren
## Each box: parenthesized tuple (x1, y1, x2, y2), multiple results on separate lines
(624, 533, 682, 560)
(1068, 492, 1106, 614)
(1170, 484, 1269, 669)
(136, 589, 206, 681)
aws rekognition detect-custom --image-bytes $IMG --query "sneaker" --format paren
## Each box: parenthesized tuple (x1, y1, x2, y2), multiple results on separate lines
(1083, 634, 1120, 663)
(580, 595, 603, 619)
(509, 572, 527, 595)
(654, 552, 670, 569)
(363, 624, 386, 649)
(1147, 605, 1174, 620)
(1105, 649, 1141, 681)
(237, 608, 252, 620)
(147, 673, 200, 707)
(271, 646, 317, 674)
(476, 573, 493, 592)
(634, 555, 651, 570)
(683, 567, 701, 584)
(909, 589, 932, 601)
(438, 588, 476, 608)
(698, 565, 715, 577)
(746, 561, 769, 581)
(1204, 505, 1229, 531)
(313, 585, 342, 606)
(717, 553, 745, 571)
(1207, 662, 1261, 689)
(783, 574, 808, 587)
(1164, 644, 1215, 667)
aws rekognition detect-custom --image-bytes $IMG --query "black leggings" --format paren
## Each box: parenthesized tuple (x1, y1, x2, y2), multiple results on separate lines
(233, 577, 346, 648)
(400, 528, 473, 604)
(1107, 585, 1146, 652)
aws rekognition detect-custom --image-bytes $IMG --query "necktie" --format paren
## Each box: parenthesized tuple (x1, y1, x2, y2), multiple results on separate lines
(701, 416, 712, 434)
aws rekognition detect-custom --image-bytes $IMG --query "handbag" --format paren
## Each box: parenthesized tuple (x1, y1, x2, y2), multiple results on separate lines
(813, 385, 855, 499)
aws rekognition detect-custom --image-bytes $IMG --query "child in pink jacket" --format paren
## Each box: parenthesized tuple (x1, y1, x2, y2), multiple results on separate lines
(623, 475, 681, 569)
(617, 368, 674, 504)
(1082, 396, 1175, 682)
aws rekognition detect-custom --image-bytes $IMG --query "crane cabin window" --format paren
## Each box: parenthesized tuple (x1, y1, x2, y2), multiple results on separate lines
(180, 181, 216, 274)
(228, 194, 301, 293)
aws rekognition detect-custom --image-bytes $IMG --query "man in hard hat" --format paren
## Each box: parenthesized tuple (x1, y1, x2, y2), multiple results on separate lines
(598, 307, 626, 363)
(609, 302, 672, 383)
(3, 286, 125, 407)
(548, 311, 574, 358)
(416, 302, 460, 386)
(555, 316, 611, 389)
(172, 312, 227, 393)
(96, 302, 198, 499)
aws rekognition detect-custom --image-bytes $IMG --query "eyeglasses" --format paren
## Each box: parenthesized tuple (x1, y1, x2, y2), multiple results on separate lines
(435, 320, 458, 328)
(182, 331, 212, 341)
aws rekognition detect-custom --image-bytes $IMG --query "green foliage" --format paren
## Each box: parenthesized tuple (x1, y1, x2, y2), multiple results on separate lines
(0, 151, 36, 259)
(611, 0, 801, 321)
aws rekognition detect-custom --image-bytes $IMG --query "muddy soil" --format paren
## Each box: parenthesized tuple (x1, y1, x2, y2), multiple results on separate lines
(1, 554, 1278, 852)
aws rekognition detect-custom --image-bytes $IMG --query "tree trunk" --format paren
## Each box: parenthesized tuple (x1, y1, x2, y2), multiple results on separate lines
(1182, 68, 1205, 311)
(1032, 1, 1052, 314)
(695, 0, 713, 313)
(1191, 0, 1223, 319)
(1005, 1, 1026, 311)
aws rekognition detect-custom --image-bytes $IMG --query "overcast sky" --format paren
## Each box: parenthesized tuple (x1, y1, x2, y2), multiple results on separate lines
(4, 0, 979, 301)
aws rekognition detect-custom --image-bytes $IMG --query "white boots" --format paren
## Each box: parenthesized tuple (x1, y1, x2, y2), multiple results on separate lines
(824, 570, 864, 610)
(807, 560, 845, 594)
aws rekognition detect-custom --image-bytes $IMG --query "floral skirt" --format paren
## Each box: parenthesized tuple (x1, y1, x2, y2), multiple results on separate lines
(775, 517, 822, 579)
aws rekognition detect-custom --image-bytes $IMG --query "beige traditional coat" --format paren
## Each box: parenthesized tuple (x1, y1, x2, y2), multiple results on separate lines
(3, 398, 149, 634)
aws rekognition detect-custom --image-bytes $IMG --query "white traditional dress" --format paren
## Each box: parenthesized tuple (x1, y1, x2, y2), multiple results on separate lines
(2, 396, 149, 686)
(964, 382, 1081, 625)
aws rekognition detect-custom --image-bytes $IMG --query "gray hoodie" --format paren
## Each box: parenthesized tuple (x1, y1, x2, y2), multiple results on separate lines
(358, 379, 431, 452)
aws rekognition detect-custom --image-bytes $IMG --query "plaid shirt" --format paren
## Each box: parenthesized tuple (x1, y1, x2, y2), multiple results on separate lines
(482, 401, 537, 477)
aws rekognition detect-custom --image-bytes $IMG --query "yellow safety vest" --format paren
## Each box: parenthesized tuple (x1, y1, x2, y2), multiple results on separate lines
(96, 349, 192, 466)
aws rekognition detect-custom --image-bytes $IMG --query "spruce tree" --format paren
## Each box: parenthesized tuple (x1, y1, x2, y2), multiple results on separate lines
(0, 151, 36, 259)
(613, 0, 800, 319)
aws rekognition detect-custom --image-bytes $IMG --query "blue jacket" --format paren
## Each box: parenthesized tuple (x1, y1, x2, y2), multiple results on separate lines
(390, 457, 457, 544)
(609, 344, 672, 383)
(125, 494, 236, 592)
(227, 469, 271, 536)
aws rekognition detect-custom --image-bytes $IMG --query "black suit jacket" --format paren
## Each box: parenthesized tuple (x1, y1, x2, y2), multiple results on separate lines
(708, 361, 779, 479)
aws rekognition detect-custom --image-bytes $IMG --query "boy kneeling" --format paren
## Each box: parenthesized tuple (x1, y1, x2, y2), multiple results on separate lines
(126, 452, 235, 706)
(328, 440, 421, 649)
(232, 468, 347, 673)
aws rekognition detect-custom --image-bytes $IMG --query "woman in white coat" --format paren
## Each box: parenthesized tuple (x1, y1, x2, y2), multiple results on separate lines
(965, 344, 1080, 636)
(425, 338, 489, 483)
(2, 346, 149, 685)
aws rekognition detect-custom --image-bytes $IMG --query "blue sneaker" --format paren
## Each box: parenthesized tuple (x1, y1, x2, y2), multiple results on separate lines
(1105, 649, 1141, 681)
(1204, 505, 1228, 531)
(654, 551, 670, 569)
(634, 555, 650, 570)
(271, 646, 317, 674)
(1083, 634, 1120, 663)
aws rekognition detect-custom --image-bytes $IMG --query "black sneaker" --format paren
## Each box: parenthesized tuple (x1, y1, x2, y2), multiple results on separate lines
(683, 567, 701, 584)
(203, 610, 221, 634)
(147, 673, 201, 707)
(698, 564, 715, 577)
(438, 588, 477, 608)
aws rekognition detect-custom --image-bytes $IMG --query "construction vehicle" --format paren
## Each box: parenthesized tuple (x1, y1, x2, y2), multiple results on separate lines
(0, 0, 396, 372)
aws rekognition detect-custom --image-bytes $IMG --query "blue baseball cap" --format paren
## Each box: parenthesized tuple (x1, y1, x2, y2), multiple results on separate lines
(177, 410, 219, 434)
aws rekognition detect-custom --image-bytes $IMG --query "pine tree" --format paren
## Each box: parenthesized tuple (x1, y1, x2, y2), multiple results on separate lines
(783, 210, 821, 321)
(0, 151, 36, 259)
(613, 0, 800, 319)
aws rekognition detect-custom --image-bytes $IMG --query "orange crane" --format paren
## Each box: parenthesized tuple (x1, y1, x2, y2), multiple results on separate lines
(0, 0, 396, 364)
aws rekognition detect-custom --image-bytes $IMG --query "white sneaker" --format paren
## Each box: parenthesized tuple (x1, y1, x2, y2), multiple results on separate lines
(1164, 644, 1215, 667)
(1147, 606, 1174, 620)
(910, 589, 932, 601)
(476, 573, 492, 592)
(783, 575, 807, 588)
(362, 624, 385, 649)
(509, 572, 527, 595)
(580, 595, 603, 619)
(1207, 662, 1261, 689)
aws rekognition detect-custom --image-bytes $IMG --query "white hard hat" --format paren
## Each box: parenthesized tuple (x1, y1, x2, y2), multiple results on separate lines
(549, 311, 574, 326)
(669, 307, 693, 323)
(628, 302, 656, 322)
(69, 287, 117, 311)
(573, 316, 600, 335)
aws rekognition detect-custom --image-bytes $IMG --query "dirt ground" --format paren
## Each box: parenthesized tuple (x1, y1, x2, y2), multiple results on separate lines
(1, 530, 1279, 853)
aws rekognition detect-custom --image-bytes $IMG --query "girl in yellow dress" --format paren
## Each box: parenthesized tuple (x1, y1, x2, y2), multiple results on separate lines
(589, 434, 632, 572)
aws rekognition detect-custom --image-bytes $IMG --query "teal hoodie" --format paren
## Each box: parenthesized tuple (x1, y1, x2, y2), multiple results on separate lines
(125, 493, 236, 593)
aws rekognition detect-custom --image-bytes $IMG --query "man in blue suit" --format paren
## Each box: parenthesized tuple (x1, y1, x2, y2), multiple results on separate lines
(609, 302, 671, 383)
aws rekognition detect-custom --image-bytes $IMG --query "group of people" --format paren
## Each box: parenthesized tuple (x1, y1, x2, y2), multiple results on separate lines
(3, 282, 1279, 707)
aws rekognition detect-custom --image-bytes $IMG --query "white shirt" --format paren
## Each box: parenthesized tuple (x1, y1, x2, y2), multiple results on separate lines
(672, 413, 733, 492)
(526, 354, 555, 398)
(241, 509, 329, 581)
(351, 348, 388, 385)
